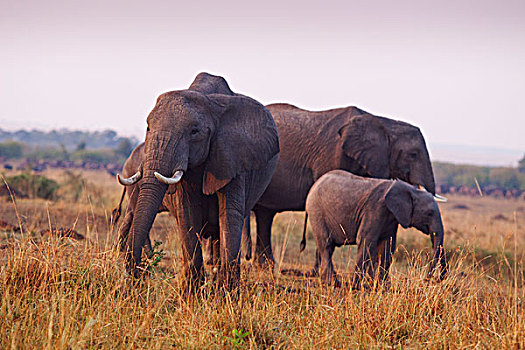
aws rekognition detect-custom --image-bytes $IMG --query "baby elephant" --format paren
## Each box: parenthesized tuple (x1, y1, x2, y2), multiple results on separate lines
(303, 170, 447, 288)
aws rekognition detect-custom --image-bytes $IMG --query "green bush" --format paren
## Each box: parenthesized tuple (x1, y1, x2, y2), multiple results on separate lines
(71, 149, 115, 165)
(0, 141, 24, 159)
(5, 172, 59, 199)
(519, 154, 525, 173)
(433, 162, 525, 190)
(26, 146, 69, 161)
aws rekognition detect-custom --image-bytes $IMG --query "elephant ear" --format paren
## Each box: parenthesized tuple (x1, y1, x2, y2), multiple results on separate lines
(385, 180, 414, 228)
(202, 94, 280, 195)
(338, 114, 390, 178)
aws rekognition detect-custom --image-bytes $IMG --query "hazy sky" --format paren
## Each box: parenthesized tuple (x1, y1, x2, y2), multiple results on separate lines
(1, 0, 524, 162)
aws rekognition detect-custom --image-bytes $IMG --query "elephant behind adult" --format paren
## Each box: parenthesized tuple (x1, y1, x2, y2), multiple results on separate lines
(249, 103, 438, 265)
(117, 72, 279, 288)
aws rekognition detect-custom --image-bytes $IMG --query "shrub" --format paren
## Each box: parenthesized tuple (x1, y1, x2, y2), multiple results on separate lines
(0, 141, 24, 159)
(5, 172, 59, 199)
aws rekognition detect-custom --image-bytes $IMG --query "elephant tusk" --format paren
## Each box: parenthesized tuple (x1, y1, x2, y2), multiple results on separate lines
(116, 171, 142, 186)
(433, 194, 448, 202)
(417, 184, 448, 202)
(154, 170, 184, 185)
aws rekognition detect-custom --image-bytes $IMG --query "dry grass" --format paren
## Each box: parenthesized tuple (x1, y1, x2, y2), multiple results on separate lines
(0, 169, 524, 348)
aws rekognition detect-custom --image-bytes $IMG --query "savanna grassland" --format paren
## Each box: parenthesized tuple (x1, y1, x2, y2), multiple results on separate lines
(0, 169, 524, 349)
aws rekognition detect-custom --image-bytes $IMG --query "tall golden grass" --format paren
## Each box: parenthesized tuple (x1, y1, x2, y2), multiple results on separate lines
(0, 169, 524, 348)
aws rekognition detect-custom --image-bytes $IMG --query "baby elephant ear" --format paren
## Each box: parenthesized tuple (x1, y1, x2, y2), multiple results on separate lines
(202, 94, 280, 195)
(385, 180, 413, 228)
(339, 114, 390, 178)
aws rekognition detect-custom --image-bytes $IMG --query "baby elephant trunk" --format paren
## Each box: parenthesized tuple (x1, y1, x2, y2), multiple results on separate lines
(428, 221, 447, 280)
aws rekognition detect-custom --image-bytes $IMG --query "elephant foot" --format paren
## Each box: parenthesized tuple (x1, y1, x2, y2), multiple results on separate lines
(244, 248, 252, 261)
(182, 269, 205, 297)
(321, 273, 341, 288)
(305, 268, 319, 278)
(216, 262, 241, 292)
(253, 252, 275, 269)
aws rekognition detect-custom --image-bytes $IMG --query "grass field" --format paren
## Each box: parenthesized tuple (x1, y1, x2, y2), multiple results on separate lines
(1, 169, 524, 348)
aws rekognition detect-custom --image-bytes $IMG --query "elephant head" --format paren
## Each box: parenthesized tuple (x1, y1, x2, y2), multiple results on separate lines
(385, 180, 447, 280)
(336, 110, 437, 195)
(119, 76, 279, 275)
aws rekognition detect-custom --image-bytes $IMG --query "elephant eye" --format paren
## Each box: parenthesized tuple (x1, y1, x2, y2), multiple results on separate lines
(190, 128, 199, 135)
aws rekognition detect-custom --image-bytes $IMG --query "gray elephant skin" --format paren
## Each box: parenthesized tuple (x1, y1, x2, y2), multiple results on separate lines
(115, 141, 247, 267)
(114, 142, 164, 254)
(117, 72, 279, 289)
(304, 170, 447, 288)
(249, 103, 437, 266)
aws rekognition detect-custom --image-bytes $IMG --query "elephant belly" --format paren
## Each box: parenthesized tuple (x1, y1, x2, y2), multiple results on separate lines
(256, 161, 313, 212)
(243, 154, 279, 214)
(328, 222, 357, 247)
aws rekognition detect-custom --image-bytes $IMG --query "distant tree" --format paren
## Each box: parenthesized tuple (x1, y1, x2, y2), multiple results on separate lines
(76, 141, 86, 151)
(59, 144, 70, 161)
(116, 138, 133, 157)
(489, 167, 524, 190)
(519, 154, 525, 173)
(0, 141, 24, 159)
(72, 149, 114, 165)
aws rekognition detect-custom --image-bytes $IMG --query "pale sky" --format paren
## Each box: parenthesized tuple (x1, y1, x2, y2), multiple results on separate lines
(1, 0, 524, 164)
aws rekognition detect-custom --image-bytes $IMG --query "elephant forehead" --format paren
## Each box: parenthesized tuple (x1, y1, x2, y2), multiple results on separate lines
(149, 96, 208, 124)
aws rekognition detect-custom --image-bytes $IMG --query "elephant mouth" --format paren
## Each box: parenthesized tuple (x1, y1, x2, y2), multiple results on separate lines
(154, 170, 184, 185)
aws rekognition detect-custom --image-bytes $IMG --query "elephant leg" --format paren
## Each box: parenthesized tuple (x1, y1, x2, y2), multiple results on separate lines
(216, 177, 246, 289)
(241, 214, 252, 260)
(172, 193, 204, 291)
(203, 237, 213, 265)
(118, 208, 134, 253)
(253, 207, 276, 267)
(202, 225, 220, 275)
(377, 235, 396, 283)
(203, 200, 221, 271)
(211, 235, 221, 273)
(352, 237, 379, 290)
(319, 243, 339, 287)
(308, 249, 321, 277)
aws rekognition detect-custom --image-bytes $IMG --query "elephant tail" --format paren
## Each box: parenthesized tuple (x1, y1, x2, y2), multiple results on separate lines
(111, 187, 127, 227)
(300, 213, 308, 252)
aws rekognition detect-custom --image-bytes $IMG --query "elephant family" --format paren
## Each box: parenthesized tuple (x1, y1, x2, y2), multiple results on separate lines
(117, 72, 279, 288)
(248, 103, 440, 266)
(304, 170, 447, 287)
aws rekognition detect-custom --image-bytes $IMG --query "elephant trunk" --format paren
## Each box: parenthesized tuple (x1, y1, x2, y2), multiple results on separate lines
(419, 145, 436, 195)
(422, 162, 436, 196)
(428, 218, 447, 280)
(127, 179, 168, 274)
(126, 133, 187, 276)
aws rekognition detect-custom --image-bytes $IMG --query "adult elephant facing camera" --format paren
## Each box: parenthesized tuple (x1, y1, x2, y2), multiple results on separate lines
(119, 73, 279, 288)
(249, 103, 438, 266)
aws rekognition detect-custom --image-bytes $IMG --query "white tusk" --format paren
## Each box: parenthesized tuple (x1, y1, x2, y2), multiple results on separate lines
(417, 184, 448, 202)
(116, 171, 142, 186)
(154, 170, 184, 185)
(433, 194, 448, 202)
